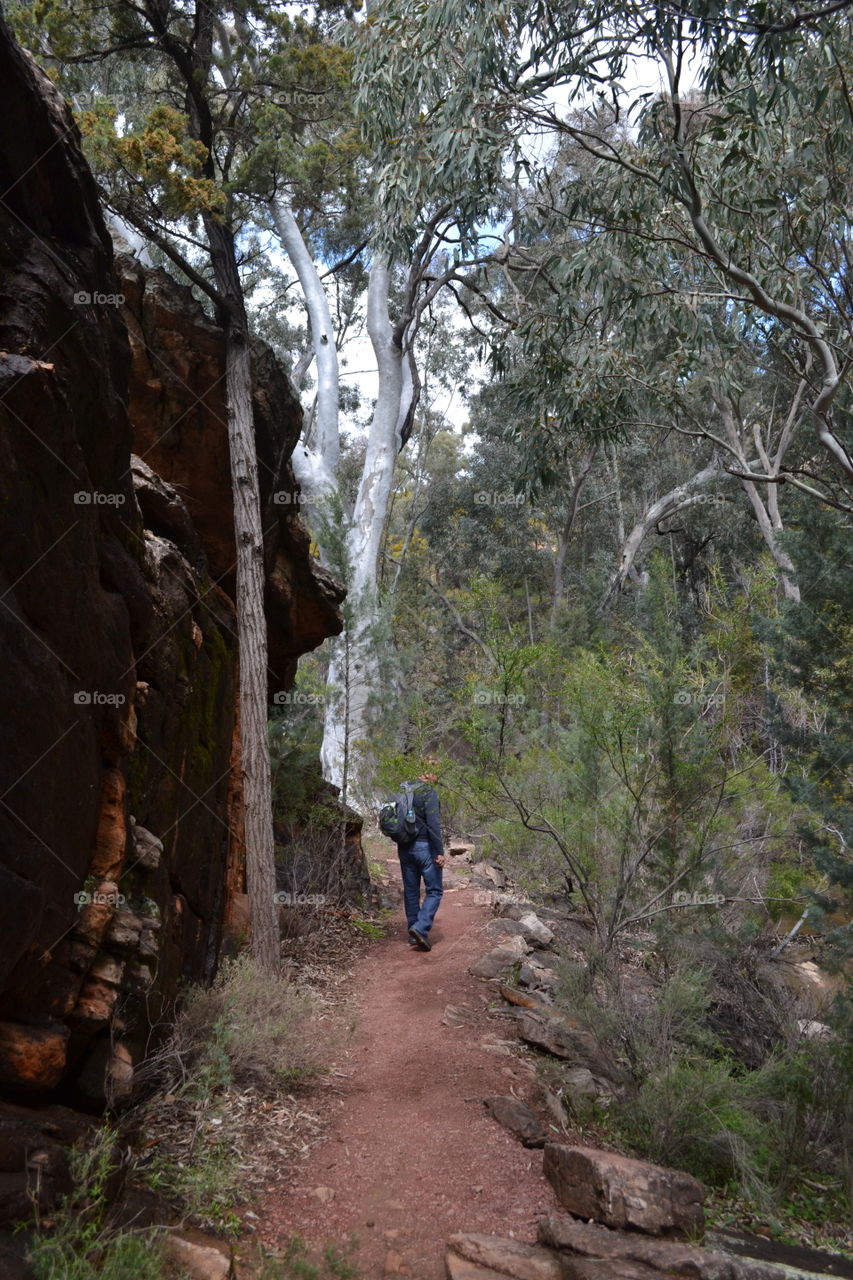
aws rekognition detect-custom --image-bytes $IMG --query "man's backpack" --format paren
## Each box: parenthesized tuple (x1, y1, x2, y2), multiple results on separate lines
(378, 782, 420, 843)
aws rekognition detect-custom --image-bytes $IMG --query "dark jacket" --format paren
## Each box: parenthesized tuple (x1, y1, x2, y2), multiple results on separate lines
(399, 781, 444, 859)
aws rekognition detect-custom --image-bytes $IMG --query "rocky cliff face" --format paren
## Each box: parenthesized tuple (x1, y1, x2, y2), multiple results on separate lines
(0, 21, 344, 1113)
(119, 255, 343, 695)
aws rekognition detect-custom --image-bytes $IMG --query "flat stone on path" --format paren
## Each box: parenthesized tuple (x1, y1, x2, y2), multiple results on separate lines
(446, 1233, 563, 1280)
(442, 1004, 479, 1027)
(483, 1096, 546, 1148)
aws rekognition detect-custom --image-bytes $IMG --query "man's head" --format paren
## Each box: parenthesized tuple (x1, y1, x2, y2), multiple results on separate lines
(418, 755, 440, 784)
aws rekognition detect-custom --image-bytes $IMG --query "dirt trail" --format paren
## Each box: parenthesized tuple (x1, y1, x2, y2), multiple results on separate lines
(259, 855, 560, 1278)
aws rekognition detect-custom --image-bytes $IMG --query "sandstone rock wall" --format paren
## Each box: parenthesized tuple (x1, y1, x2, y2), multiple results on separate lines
(119, 256, 343, 694)
(0, 21, 344, 1110)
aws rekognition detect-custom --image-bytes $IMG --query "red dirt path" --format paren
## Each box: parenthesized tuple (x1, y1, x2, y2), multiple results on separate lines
(258, 856, 560, 1278)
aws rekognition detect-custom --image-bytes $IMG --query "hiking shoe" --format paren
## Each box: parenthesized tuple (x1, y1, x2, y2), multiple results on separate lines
(408, 927, 431, 951)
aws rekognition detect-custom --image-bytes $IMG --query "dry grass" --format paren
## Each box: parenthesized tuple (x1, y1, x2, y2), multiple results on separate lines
(127, 911, 380, 1234)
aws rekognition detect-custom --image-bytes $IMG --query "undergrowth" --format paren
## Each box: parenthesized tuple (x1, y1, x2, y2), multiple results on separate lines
(551, 949, 853, 1240)
(254, 1234, 360, 1279)
(23, 1127, 166, 1280)
(25, 955, 330, 1272)
(141, 952, 322, 1100)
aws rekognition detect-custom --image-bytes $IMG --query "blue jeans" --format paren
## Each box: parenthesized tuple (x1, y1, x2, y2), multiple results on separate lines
(398, 839, 443, 936)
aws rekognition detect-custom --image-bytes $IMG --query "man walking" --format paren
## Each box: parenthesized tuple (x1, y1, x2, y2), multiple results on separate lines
(397, 762, 445, 951)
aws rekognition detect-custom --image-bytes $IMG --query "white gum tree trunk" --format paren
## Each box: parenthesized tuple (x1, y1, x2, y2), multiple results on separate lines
(269, 203, 417, 799)
(268, 199, 340, 514)
(321, 258, 415, 801)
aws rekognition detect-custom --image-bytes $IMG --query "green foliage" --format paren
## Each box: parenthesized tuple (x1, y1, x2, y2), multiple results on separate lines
(449, 559, 796, 950)
(349, 916, 385, 939)
(25, 1129, 167, 1280)
(28, 1231, 167, 1280)
(556, 957, 852, 1212)
(772, 512, 853, 953)
(9, 0, 371, 339)
(355, 0, 853, 505)
(767, 512, 853, 1185)
(135, 958, 325, 1234)
(6, 0, 853, 1245)
(144, 1139, 244, 1237)
(620, 1055, 770, 1194)
(259, 1235, 360, 1280)
(79, 102, 226, 219)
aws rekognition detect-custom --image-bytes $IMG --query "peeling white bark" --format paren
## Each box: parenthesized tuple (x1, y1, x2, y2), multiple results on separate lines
(266, 206, 426, 797)
(740, 479, 800, 601)
(321, 257, 416, 797)
(717, 399, 801, 603)
(269, 199, 340, 473)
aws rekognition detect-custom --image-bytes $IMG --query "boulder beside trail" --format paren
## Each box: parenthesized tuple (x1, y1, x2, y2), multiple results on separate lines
(516, 1013, 616, 1081)
(539, 1215, 810, 1280)
(470, 862, 509, 888)
(516, 912, 555, 947)
(446, 1219, 802, 1280)
(543, 1144, 705, 1237)
(470, 935, 529, 978)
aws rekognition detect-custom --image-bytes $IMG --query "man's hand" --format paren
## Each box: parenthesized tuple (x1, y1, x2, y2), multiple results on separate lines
(435, 855, 446, 868)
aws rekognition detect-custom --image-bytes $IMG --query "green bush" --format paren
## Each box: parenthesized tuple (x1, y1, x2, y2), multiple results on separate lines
(554, 954, 851, 1213)
(158, 953, 321, 1099)
(615, 1056, 773, 1197)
